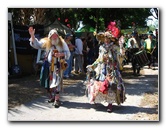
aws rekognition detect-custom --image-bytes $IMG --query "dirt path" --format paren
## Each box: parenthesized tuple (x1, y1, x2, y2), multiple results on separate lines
(8, 64, 158, 121)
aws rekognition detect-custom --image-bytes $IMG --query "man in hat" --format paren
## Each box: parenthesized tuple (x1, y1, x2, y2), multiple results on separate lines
(28, 27, 70, 108)
(126, 33, 142, 75)
(143, 31, 156, 69)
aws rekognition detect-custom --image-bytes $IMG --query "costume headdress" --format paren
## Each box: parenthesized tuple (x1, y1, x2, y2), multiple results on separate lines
(48, 29, 59, 39)
(96, 32, 105, 43)
(104, 31, 112, 39)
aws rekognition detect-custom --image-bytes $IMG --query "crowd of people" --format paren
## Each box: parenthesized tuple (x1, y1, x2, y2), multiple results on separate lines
(28, 25, 158, 112)
(124, 30, 158, 74)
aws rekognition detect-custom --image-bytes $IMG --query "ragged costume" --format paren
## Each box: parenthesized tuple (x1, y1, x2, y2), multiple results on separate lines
(85, 31, 126, 112)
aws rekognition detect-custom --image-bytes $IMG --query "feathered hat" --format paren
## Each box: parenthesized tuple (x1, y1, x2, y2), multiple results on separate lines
(96, 32, 105, 43)
(105, 31, 117, 42)
(104, 31, 112, 39)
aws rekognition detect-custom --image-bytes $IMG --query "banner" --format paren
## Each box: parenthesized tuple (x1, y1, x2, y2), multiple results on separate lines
(13, 24, 44, 54)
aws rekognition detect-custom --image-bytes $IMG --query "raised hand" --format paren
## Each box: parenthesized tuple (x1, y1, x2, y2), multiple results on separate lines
(28, 27, 35, 36)
(28, 27, 35, 42)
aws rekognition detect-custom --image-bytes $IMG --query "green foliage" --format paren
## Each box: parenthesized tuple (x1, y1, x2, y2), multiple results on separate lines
(9, 8, 151, 32)
(77, 25, 95, 32)
(121, 27, 149, 35)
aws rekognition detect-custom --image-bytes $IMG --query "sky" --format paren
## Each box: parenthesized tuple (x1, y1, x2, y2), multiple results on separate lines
(2, 1, 165, 128)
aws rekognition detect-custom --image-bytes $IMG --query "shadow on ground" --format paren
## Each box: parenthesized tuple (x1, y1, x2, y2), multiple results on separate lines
(8, 65, 158, 116)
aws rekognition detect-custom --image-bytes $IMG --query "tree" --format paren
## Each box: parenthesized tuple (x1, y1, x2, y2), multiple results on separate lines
(9, 8, 150, 32)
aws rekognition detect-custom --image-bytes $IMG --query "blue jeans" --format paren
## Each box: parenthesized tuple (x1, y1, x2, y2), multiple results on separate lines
(64, 51, 74, 76)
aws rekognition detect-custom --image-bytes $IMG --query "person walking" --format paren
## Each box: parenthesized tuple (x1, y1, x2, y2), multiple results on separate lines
(87, 34, 95, 65)
(81, 37, 89, 73)
(28, 27, 70, 108)
(86, 31, 126, 112)
(63, 33, 75, 78)
(126, 33, 141, 75)
(143, 31, 156, 69)
(73, 34, 84, 74)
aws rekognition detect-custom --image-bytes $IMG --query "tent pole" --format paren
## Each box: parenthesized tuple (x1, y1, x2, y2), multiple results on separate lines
(9, 13, 18, 65)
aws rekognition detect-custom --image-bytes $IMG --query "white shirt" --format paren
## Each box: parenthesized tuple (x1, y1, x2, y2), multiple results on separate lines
(74, 38, 83, 55)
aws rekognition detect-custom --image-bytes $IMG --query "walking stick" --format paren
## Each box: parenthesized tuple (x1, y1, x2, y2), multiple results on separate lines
(59, 54, 65, 93)
(60, 67, 63, 92)
(150, 47, 156, 55)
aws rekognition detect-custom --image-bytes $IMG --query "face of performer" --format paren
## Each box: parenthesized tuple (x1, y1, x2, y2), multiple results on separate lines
(50, 33, 59, 46)
(104, 36, 111, 44)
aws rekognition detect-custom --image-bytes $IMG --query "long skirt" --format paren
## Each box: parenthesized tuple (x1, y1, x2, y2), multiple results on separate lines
(85, 79, 126, 106)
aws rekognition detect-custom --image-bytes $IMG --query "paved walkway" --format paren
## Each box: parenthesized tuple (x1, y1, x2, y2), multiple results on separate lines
(8, 64, 159, 121)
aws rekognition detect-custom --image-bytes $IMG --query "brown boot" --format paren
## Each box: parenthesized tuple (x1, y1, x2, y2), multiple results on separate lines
(48, 98, 55, 103)
(107, 103, 113, 113)
(53, 100, 60, 108)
